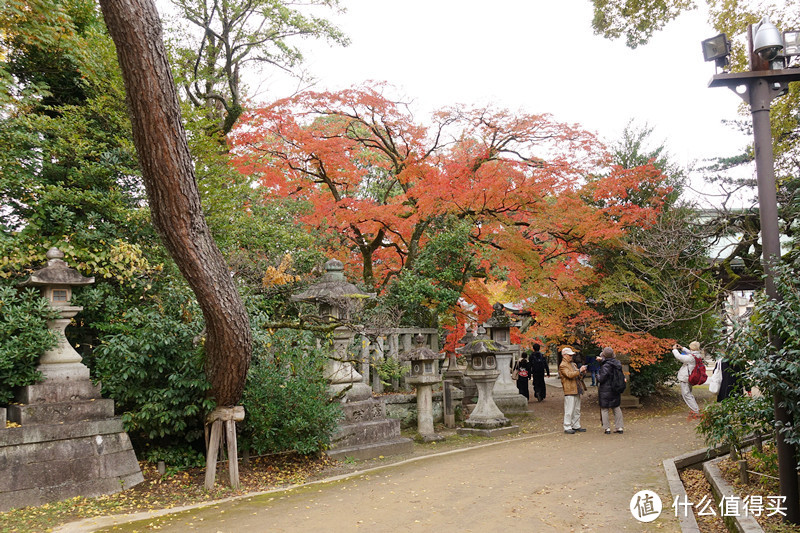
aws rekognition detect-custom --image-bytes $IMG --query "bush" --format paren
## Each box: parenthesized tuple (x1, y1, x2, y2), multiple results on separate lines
(90, 285, 213, 451)
(241, 326, 342, 455)
(725, 263, 800, 456)
(696, 393, 773, 456)
(629, 351, 681, 398)
(0, 285, 57, 405)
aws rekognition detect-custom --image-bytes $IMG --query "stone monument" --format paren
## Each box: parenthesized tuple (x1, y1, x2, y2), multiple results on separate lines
(457, 328, 518, 437)
(0, 248, 143, 512)
(292, 259, 412, 460)
(400, 334, 445, 442)
(614, 352, 641, 408)
(483, 303, 529, 414)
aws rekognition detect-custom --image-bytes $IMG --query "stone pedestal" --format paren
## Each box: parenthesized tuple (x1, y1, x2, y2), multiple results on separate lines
(620, 363, 640, 408)
(0, 379, 143, 512)
(326, 398, 413, 461)
(492, 347, 529, 414)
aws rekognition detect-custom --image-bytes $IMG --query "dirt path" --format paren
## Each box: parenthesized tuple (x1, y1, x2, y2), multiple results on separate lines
(64, 379, 710, 532)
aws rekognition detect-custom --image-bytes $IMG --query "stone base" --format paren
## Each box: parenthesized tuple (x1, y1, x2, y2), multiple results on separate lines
(0, 377, 143, 511)
(326, 397, 413, 462)
(457, 425, 520, 438)
(493, 394, 530, 414)
(416, 432, 445, 443)
(326, 437, 414, 462)
(621, 395, 641, 408)
(0, 418, 143, 512)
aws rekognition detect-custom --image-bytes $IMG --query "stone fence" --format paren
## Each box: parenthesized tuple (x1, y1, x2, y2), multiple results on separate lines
(356, 327, 440, 393)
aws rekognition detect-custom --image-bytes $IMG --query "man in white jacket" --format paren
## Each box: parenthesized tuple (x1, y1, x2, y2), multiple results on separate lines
(673, 341, 702, 419)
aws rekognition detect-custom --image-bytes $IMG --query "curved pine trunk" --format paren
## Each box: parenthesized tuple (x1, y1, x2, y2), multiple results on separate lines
(99, 0, 252, 406)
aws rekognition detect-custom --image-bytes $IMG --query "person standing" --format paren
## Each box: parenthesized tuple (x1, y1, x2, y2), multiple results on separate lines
(558, 346, 587, 434)
(717, 359, 751, 402)
(513, 352, 532, 401)
(530, 343, 549, 402)
(673, 341, 702, 419)
(597, 346, 624, 434)
(585, 352, 600, 386)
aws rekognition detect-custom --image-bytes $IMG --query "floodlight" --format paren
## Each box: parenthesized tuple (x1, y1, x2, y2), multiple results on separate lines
(702, 33, 730, 63)
(784, 30, 800, 57)
(753, 17, 783, 61)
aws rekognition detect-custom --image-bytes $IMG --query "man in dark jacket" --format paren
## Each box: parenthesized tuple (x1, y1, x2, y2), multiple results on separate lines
(529, 344, 549, 402)
(597, 346, 624, 434)
(717, 359, 751, 402)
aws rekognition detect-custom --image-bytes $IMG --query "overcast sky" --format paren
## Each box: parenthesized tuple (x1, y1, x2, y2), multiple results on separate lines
(257, 0, 752, 173)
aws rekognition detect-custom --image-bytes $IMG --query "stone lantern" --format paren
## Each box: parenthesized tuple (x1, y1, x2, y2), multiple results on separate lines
(17, 247, 95, 381)
(483, 303, 528, 414)
(457, 328, 518, 437)
(292, 258, 375, 402)
(1, 247, 143, 511)
(291, 258, 412, 460)
(400, 334, 445, 441)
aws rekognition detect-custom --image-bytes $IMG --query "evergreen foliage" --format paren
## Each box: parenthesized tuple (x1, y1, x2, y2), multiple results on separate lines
(0, 285, 57, 405)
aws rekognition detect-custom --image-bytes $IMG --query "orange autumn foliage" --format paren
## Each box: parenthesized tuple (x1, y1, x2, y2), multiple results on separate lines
(230, 84, 674, 366)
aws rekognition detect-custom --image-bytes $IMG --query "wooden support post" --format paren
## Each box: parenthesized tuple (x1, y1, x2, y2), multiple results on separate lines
(204, 419, 223, 490)
(204, 406, 245, 490)
(738, 459, 750, 484)
(226, 419, 240, 488)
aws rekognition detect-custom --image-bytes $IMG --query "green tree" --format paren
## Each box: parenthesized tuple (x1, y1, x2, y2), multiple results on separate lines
(167, 0, 348, 135)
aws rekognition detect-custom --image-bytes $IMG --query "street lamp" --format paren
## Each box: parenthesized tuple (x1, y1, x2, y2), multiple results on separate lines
(704, 17, 800, 524)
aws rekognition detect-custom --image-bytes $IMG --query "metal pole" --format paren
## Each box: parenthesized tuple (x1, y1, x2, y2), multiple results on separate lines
(750, 77, 800, 524)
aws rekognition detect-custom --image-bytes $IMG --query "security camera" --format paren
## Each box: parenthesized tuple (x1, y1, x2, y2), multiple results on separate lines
(753, 17, 784, 61)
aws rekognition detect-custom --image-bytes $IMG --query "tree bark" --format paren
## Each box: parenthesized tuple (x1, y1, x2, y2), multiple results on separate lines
(99, 0, 252, 406)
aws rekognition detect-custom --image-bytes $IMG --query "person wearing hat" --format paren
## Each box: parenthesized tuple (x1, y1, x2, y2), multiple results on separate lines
(672, 341, 702, 419)
(558, 346, 587, 434)
(597, 346, 625, 434)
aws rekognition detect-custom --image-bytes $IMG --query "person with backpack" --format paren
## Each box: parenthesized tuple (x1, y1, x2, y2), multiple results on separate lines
(672, 341, 704, 420)
(597, 346, 625, 434)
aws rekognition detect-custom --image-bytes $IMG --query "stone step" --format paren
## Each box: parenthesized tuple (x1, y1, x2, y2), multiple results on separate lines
(326, 437, 414, 462)
(7, 398, 115, 425)
(15, 379, 102, 404)
(331, 418, 402, 449)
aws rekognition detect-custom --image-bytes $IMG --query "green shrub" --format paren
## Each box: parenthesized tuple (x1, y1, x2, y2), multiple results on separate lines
(0, 285, 58, 405)
(90, 285, 213, 450)
(629, 351, 681, 398)
(696, 393, 773, 456)
(241, 326, 342, 455)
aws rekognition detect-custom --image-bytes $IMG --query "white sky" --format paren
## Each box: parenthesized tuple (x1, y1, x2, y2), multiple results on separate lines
(262, 0, 752, 173)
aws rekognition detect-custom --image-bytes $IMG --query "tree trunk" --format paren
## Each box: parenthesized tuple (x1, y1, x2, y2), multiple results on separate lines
(99, 0, 252, 406)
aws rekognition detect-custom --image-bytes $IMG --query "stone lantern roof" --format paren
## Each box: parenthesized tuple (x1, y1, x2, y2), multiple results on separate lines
(291, 259, 375, 303)
(459, 328, 502, 356)
(17, 248, 94, 288)
(400, 334, 445, 362)
(484, 303, 522, 329)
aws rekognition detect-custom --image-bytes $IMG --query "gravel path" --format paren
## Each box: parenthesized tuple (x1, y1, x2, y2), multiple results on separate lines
(63, 379, 710, 532)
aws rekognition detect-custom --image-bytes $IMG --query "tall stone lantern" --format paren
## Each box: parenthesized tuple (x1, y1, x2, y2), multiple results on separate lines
(400, 334, 445, 442)
(483, 303, 528, 414)
(457, 328, 518, 437)
(1, 247, 143, 512)
(18, 247, 95, 381)
(292, 258, 375, 402)
(291, 258, 412, 460)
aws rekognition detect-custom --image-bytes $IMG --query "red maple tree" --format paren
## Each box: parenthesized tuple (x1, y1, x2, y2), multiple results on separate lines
(231, 84, 674, 365)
